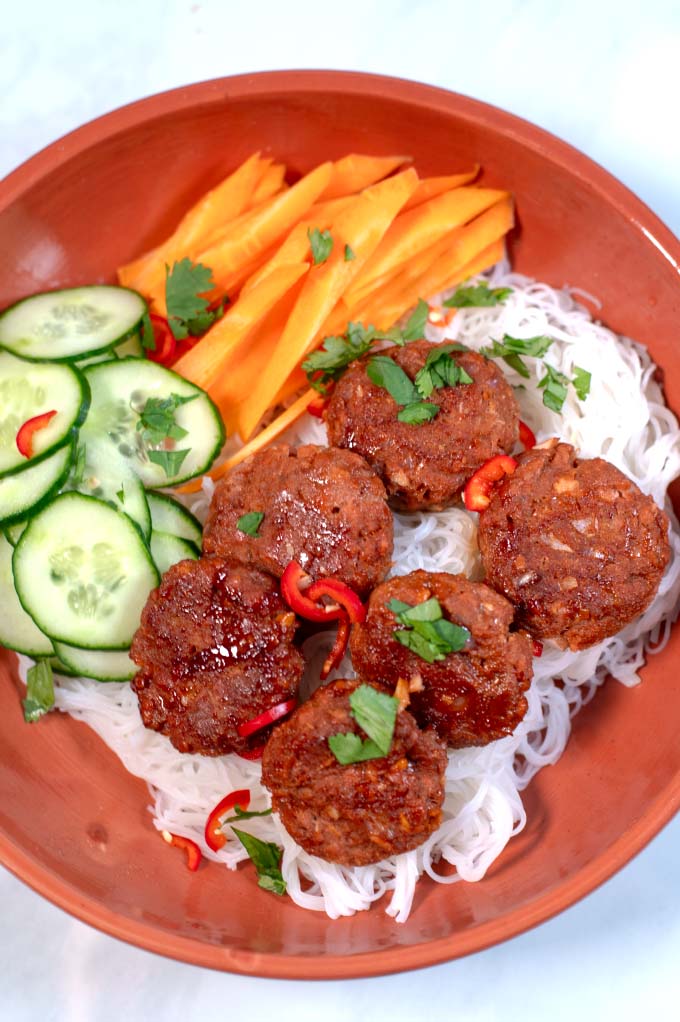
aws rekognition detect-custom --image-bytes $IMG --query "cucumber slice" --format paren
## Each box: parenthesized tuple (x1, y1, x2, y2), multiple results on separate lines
(65, 437, 152, 540)
(48, 656, 81, 678)
(114, 331, 144, 358)
(150, 530, 199, 576)
(76, 350, 118, 368)
(0, 286, 146, 362)
(0, 532, 54, 656)
(13, 492, 159, 650)
(52, 641, 137, 682)
(147, 491, 203, 546)
(3, 519, 27, 546)
(0, 442, 74, 525)
(0, 351, 89, 477)
(83, 358, 225, 487)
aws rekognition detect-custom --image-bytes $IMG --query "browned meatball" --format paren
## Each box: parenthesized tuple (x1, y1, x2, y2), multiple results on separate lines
(325, 342, 519, 511)
(350, 570, 532, 747)
(261, 678, 447, 866)
(130, 557, 304, 756)
(202, 444, 393, 599)
(477, 441, 671, 650)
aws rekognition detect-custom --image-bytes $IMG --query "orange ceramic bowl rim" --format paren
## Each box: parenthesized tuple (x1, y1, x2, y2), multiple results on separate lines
(1, 70, 680, 979)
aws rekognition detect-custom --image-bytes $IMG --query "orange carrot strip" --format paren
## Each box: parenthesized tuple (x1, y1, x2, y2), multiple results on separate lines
(250, 162, 287, 205)
(172, 263, 309, 392)
(319, 154, 411, 200)
(236, 167, 419, 440)
(400, 168, 480, 211)
(117, 152, 266, 293)
(342, 186, 507, 305)
(177, 389, 316, 494)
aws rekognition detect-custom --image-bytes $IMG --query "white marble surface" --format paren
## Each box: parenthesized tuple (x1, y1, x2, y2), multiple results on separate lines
(2, 0, 680, 1018)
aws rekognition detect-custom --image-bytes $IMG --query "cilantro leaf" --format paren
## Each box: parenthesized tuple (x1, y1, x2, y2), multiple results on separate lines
(349, 684, 398, 755)
(140, 310, 156, 351)
(307, 228, 334, 265)
(237, 511, 264, 536)
(401, 298, 429, 342)
(302, 322, 377, 393)
(116, 487, 125, 503)
(231, 828, 286, 895)
(366, 355, 417, 405)
(165, 258, 225, 339)
(444, 281, 512, 308)
(538, 364, 570, 412)
(414, 344, 473, 398)
(389, 597, 470, 664)
(344, 244, 356, 262)
(136, 393, 197, 447)
(23, 661, 55, 723)
(480, 334, 554, 378)
(147, 448, 191, 478)
(327, 732, 385, 764)
(572, 365, 591, 400)
(222, 805, 273, 824)
(397, 401, 440, 424)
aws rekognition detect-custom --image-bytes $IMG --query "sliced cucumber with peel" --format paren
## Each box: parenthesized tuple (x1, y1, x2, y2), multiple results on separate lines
(3, 519, 27, 546)
(147, 491, 203, 547)
(0, 441, 74, 525)
(0, 532, 54, 656)
(113, 331, 144, 358)
(52, 641, 137, 682)
(13, 492, 159, 650)
(65, 437, 152, 540)
(83, 358, 225, 487)
(0, 350, 89, 477)
(0, 286, 146, 362)
(150, 530, 199, 576)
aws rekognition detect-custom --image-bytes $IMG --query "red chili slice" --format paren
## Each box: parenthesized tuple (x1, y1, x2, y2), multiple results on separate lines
(463, 455, 518, 513)
(305, 577, 366, 624)
(518, 420, 536, 450)
(532, 639, 544, 658)
(307, 393, 329, 418)
(146, 314, 176, 365)
(15, 409, 58, 459)
(237, 698, 297, 739)
(205, 789, 251, 851)
(161, 830, 202, 871)
(280, 561, 344, 623)
(320, 615, 351, 680)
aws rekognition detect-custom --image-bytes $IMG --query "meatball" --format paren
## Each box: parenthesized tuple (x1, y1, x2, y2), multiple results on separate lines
(325, 342, 519, 511)
(261, 678, 447, 866)
(202, 444, 393, 598)
(350, 570, 532, 747)
(477, 440, 671, 650)
(130, 557, 304, 756)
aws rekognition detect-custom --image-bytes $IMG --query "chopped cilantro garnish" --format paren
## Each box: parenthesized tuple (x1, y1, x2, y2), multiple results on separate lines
(414, 343, 473, 398)
(148, 448, 191, 478)
(237, 511, 264, 536)
(538, 364, 570, 413)
(366, 355, 418, 406)
(389, 298, 429, 344)
(328, 684, 399, 765)
(165, 258, 226, 339)
(480, 335, 554, 378)
(307, 227, 334, 265)
(136, 392, 197, 447)
(116, 487, 125, 503)
(140, 310, 156, 351)
(444, 280, 512, 308)
(222, 805, 273, 824)
(387, 597, 470, 664)
(302, 322, 377, 393)
(231, 828, 286, 895)
(344, 244, 356, 262)
(23, 660, 55, 723)
(572, 365, 592, 401)
(397, 401, 440, 424)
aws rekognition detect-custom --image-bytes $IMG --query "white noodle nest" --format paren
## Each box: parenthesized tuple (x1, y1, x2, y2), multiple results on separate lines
(19, 265, 680, 923)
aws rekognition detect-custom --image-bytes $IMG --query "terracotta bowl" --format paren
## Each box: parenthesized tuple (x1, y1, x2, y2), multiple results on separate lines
(1, 71, 679, 979)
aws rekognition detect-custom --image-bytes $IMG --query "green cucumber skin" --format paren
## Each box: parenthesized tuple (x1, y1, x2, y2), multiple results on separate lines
(0, 362, 90, 481)
(150, 530, 199, 576)
(0, 440, 75, 527)
(147, 491, 203, 546)
(12, 491, 159, 651)
(0, 286, 147, 363)
(85, 357, 226, 487)
(52, 641, 137, 683)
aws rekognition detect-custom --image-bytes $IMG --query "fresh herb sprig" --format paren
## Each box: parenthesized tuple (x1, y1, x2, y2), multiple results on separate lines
(444, 280, 513, 308)
(480, 334, 591, 412)
(308, 228, 334, 265)
(236, 511, 264, 536)
(136, 392, 197, 479)
(328, 684, 399, 765)
(232, 829, 286, 895)
(165, 258, 226, 339)
(366, 340, 472, 425)
(23, 660, 55, 723)
(387, 597, 470, 664)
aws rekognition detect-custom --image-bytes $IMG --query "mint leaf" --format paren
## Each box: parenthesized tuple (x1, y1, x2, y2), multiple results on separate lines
(397, 401, 440, 424)
(23, 661, 55, 723)
(237, 511, 264, 536)
(572, 365, 591, 400)
(444, 281, 512, 308)
(231, 829, 286, 895)
(165, 258, 223, 340)
(366, 355, 417, 405)
(308, 228, 334, 265)
(344, 244, 356, 262)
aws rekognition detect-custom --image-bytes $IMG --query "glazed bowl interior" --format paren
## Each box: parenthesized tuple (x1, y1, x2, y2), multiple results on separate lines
(1, 71, 680, 979)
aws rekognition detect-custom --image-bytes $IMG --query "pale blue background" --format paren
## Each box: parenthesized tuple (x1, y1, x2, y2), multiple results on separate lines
(2, 1, 680, 1018)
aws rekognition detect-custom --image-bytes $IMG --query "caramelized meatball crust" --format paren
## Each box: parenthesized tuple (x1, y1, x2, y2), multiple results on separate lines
(261, 678, 447, 867)
(202, 444, 393, 598)
(350, 570, 532, 747)
(325, 342, 520, 511)
(477, 441, 671, 649)
(130, 557, 304, 756)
